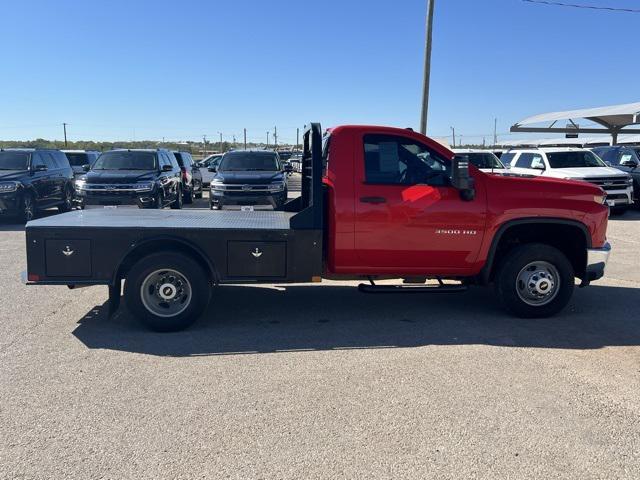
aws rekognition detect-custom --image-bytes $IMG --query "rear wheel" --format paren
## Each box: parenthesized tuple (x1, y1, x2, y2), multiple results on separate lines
(124, 252, 211, 332)
(495, 243, 574, 318)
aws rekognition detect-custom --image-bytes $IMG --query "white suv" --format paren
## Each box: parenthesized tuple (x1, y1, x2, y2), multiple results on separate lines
(501, 147, 633, 213)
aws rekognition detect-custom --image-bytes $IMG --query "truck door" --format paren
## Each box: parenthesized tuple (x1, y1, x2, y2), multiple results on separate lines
(353, 133, 486, 273)
(30, 152, 55, 206)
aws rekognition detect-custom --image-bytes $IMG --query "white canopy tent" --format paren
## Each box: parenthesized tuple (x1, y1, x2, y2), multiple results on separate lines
(510, 102, 640, 145)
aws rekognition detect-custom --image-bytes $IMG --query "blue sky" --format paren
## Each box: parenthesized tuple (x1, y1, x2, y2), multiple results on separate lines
(0, 0, 638, 144)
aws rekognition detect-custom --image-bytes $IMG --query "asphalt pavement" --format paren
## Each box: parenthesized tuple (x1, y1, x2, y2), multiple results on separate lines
(1, 191, 639, 479)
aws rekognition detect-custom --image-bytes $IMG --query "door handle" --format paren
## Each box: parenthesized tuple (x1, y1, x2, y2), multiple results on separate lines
(360, 196, 387, 204)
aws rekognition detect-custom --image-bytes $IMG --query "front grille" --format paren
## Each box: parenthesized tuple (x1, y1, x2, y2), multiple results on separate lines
(223, 184, 273, 192)
(81, 184, 150, 193)
(583, 177, 629, 189)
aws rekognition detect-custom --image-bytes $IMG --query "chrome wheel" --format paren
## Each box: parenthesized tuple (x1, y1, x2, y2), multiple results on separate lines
(23, 195, 34, 222)
(140, 269, 192, 318)
(515, 261, 560, 307)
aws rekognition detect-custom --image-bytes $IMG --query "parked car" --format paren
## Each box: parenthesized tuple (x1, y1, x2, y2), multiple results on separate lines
(501, 147, 633, 214)
(0, 148, 74, 222)
(453, 149, 509, 174)
(591, 145, 640, 206)
(209, 150, 293, 210)
(197, 154, 223, 186)
(75, 149, 183, 209)
(62, 150, 100, 177)
(173, 151, 203, 204)
(289, 153, 303, 172)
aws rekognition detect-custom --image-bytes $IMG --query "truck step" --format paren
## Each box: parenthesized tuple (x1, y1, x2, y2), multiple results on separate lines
(358, 278, 467, 294)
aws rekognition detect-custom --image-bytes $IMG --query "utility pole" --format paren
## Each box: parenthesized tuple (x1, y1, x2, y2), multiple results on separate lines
(419, 0, 436, 135)
(218, 132, 223, 152)
(266, 131, 270, 147)
(244, 128, 247, 150)
(63, 123, 68, 147)
(493, 118, 498, 146)
(202, 135, 207, 157)
(274, 126, 278, 148)
(450, 126, 455, 148)
(296, 128, 299, 150)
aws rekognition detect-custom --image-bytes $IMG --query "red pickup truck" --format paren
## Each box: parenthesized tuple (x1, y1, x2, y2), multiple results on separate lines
(24, 123, 611, 331)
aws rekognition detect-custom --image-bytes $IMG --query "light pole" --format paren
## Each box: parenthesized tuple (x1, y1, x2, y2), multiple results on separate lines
(450, 126, 455, 148)
(63, 123, 68, 147)
(266, 131, 270, 147)
(420, 0, 436, 135)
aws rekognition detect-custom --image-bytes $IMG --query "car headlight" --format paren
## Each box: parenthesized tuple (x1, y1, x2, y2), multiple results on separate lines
(75, 179, 86, 191)
(211, 180, 226, 191)
(594, 194, 606, 205)
(0, 182, 20, 193)
(627, 176, 633, 185)
(268, 182, 285, 192)
(133, 182, 154, 192)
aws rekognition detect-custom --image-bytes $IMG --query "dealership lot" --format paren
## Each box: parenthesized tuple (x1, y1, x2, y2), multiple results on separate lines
(1, 199, 639, 478)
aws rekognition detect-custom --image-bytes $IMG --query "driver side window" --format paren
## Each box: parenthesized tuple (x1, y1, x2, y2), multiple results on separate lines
(363, 134, 449, 186)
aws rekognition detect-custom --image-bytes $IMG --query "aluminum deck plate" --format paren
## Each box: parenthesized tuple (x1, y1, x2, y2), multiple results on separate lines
(27, 209, 296, 230)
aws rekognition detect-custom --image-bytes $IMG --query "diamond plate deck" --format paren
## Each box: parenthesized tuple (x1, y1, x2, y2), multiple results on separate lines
(27, 209, 295, 230)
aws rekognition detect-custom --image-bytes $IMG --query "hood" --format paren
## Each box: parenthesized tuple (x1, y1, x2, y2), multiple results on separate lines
(84, 170, 157, 184)
(545, 166, 627, 179)
(215, 171, 284, 184)
(0, 170, 29, 181)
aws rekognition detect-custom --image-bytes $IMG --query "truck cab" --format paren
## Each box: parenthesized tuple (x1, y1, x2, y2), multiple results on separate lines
(24, 124, 611, 332)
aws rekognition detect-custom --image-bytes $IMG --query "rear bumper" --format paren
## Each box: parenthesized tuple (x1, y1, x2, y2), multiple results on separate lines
(583, 241, 611, 284)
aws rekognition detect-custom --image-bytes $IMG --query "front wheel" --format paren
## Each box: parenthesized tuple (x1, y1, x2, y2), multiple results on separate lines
(19, 192, 36, 223)
(58, 186, 74, 213)
(495, 243, 574, 318)
(124, 252, 211, 332)
(171, 187, 183, 209)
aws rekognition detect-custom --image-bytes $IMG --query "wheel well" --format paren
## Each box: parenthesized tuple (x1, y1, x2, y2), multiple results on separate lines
(487, 222, 588, 282)
(114, 238, 217, 285)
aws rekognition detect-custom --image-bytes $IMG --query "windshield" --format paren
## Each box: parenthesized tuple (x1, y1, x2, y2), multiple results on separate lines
(547, 151, 606, 169)
(457, 152, 504, 169)
(92, 152, 157, 170)
(65, 153, 90, 167)
(0, 151, 30, 170)
(219, 153, 279, 171)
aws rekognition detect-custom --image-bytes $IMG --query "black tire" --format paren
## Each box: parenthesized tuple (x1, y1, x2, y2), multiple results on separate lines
(171, 187, 183, 209)
(183, 186, 194, 204)
(495, 243, 574, 318)
(19, 191, 36, 223)
(195, 184, 203, 199)
(124, 252, 211, 332)
(58, 186, 74, 213)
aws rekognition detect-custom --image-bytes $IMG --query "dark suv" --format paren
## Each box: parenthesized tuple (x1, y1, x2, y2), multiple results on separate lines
(75, 149, 183, 209)
(0, 148, 74, 222)
(592, 146, 640, 205)
(209, 150, 292, 210)
(173, 151, 203, 204)
(62, 150, 100, 177)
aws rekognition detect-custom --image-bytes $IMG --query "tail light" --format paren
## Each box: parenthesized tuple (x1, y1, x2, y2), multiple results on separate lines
(180, 166, 188, 181)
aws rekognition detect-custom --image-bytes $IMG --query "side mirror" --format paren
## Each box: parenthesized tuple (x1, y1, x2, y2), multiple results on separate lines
(451, 155, 475, 201)
(82, 164, 91, 172)
(621, 159, 639, 168)
(33, 164, 47, 172)
(284, 163, 293, 173)
(162, 164, 173, 172)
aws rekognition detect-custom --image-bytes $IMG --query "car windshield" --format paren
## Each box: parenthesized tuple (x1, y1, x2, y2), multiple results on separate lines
(64, 152, 90, 167)
(92, 152, 157, 170)
(0, 151, 30, 170)
(219, 153, 279, 171)
(457, 152, 505, 169)
(547, 151, 606, 168)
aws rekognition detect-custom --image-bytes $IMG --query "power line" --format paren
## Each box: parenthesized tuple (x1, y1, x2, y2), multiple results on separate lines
(522, 0, 640, 13)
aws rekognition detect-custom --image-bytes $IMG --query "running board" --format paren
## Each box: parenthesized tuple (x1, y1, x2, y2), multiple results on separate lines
(358, 278, 467, 294)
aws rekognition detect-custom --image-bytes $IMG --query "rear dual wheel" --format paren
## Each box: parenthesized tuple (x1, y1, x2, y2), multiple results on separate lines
(124, 252, 211, 332)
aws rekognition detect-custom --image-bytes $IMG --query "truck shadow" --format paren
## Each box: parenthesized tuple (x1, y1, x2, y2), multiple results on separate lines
(72, 283, 640, 357)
